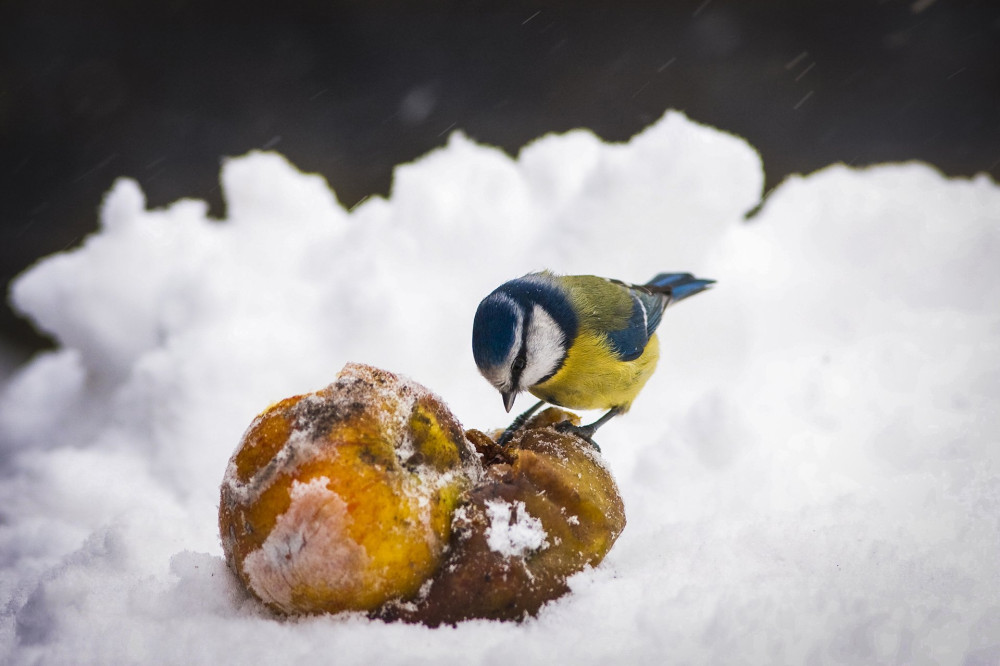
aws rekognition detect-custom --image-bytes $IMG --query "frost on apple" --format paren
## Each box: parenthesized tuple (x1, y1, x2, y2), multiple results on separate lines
(484, 500, 549, 559)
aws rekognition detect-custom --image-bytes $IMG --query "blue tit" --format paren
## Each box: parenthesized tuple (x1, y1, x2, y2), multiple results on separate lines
(472, 271, 714, 444)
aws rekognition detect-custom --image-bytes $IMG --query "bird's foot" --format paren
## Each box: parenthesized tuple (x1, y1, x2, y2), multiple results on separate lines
(497, 400, 545, 447)
(496, 423, 521, 448)
(554, 420, 602, 452)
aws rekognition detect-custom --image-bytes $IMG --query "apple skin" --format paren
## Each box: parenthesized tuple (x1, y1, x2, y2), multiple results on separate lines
(219, 363, 480, 615)
(383, 408, 626, 625)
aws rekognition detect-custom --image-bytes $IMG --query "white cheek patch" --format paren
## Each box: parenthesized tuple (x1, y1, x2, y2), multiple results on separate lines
(521, 304, 566, 388)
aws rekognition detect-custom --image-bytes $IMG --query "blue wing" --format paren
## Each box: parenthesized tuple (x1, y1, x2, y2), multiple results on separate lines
(605, 294, 652, 361)
(606, 273, 715, 361)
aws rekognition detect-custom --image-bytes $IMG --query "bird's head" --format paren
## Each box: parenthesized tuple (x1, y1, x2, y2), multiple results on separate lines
(472, 277, 575, 412)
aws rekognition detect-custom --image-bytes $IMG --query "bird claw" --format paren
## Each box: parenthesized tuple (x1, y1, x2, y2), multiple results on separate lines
(498, 415, 602, 452)
(497, 400, 544, 447)
(496, 402, 608, 452)
(553, 420, 601, 452)
(496, 423, 520, 448)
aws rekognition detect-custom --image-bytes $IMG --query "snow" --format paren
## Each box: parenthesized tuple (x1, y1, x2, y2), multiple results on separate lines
(1, 110, 999, 664)
(484, 500, 549, 559)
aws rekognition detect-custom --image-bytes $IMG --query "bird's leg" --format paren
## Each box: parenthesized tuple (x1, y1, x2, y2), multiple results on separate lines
(497, 400, 545, 447)
(554, 407, 622, 451)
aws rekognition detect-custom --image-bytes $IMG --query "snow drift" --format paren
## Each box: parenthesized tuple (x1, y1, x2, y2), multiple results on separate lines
(1, 111, 999, 664)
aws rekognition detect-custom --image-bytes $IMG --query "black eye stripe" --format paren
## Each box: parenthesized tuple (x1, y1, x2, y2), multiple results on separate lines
(510, 308, 531, 387)
(509, 348, 527, 389)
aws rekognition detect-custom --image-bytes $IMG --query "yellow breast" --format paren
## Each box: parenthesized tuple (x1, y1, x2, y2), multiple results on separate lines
(529, 332, 660, 411)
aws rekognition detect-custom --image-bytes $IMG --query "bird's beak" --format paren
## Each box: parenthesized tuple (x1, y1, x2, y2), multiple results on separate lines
(501, 390, 517, 413)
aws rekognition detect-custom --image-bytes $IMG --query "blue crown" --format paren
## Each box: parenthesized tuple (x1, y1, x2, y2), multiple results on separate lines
(472, 276, 578, 371)
(472, 295, 519, 370)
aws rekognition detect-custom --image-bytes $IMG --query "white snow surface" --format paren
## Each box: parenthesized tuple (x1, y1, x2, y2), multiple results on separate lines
(1, 110, 999, 664)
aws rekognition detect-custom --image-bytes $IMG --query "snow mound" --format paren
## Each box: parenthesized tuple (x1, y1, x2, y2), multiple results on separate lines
(2, 111, 999, 664)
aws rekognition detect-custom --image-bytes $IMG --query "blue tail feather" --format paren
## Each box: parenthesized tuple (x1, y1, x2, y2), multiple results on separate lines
(645, 272, 715, 303)
(629, 272, 714, 337)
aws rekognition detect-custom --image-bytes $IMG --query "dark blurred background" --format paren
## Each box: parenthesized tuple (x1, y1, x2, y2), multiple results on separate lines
(2, 0, 999, 371)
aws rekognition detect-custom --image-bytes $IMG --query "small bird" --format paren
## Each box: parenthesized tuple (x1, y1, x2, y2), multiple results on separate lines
(472, 271, 714, 445)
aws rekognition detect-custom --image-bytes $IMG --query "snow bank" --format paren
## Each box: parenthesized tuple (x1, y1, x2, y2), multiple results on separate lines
(2, 110, 998, 664)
